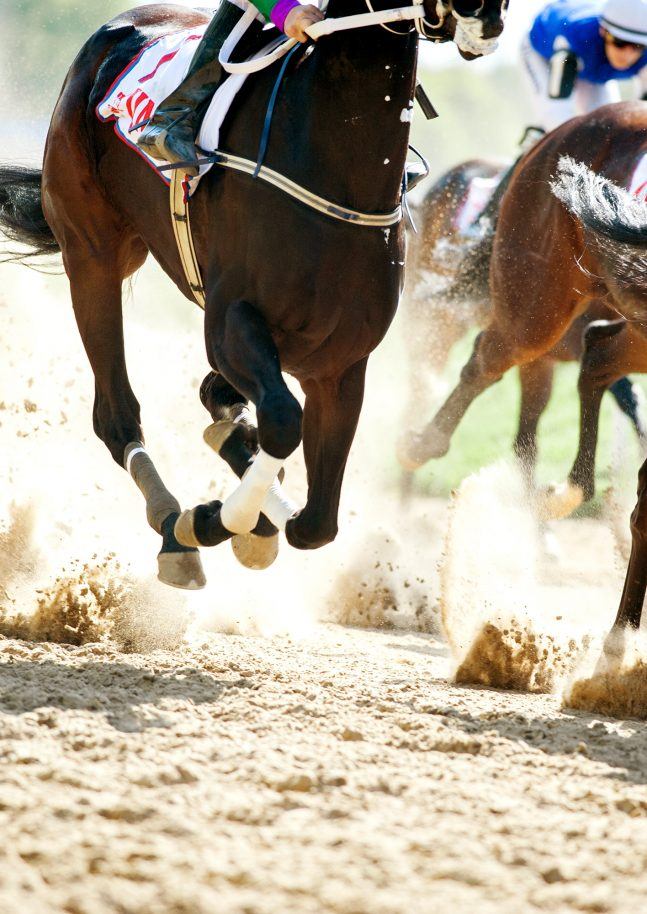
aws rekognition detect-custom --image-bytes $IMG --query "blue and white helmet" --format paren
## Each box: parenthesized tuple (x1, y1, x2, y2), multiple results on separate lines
(601, 0, 647, 45)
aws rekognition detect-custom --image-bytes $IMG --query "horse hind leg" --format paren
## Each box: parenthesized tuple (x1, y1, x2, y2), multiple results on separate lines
(176, 300, 302, 551)
(566, 321, 647, 510)
(65, 248, 206, 590)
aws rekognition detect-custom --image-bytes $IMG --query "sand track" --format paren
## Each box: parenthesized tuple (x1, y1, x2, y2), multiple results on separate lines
(2, 628, 647, 914)
(2, 268, 647, 912)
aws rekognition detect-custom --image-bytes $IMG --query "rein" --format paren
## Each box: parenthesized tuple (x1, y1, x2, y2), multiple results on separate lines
(218, 3, 427, 75)
(164, 0, 497, 305)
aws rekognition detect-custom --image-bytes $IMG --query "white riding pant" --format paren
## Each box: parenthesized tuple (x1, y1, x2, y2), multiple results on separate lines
(520, 37, 621, 132)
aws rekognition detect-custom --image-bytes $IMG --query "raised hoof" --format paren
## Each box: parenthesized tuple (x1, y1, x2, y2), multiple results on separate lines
(231, 532, 279, 570)
(175, 501, 232, 549)
(536, 481, 584, 520)
(157, 550, 207, 590)
(396, 429, 449, 471)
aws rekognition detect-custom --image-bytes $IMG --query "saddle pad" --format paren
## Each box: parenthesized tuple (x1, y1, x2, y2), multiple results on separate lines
(630, 153, 647, 203)
(96, 24, 281, 197)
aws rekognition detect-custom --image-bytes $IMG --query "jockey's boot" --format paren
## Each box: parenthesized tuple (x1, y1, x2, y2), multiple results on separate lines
(137, 1, 243, 176)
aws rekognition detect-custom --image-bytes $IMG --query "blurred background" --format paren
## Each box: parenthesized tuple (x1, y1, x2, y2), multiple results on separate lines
(1, 0, 547, 164)
(0, 0, 643, 504)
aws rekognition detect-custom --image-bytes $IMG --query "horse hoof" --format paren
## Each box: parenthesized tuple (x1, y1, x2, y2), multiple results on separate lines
(174, 508, 202, 548)
(396, 430, 448, 471)
(536, 481, 584, 520)
(157, 550, 207, 590)
(231, 531, 279, 570)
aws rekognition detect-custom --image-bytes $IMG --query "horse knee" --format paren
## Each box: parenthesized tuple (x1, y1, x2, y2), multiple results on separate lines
(257, 390, 302, 459)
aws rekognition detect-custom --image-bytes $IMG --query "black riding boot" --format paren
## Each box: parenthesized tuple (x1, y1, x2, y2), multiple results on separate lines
(137, 2, 244, 176)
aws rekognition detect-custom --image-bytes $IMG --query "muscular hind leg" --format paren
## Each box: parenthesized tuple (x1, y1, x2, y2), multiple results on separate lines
(61, 248, 206, 588)
(569, 321, 647, 504)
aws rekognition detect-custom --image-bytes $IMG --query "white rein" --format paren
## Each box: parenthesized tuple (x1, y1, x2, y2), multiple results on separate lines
(221, 2, 426, 75)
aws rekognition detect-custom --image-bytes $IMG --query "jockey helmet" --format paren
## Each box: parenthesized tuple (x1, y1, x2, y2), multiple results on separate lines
(601, 0, 647, 45)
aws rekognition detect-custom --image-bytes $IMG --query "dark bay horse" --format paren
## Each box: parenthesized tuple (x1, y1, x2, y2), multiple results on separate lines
(0, 1, 509, 588)
(400, 154, 645, 483)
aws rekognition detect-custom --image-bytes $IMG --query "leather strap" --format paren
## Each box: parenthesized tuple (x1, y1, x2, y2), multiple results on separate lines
(170, 170, 206, 308)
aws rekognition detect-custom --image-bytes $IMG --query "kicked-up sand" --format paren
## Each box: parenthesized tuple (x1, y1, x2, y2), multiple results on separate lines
(2, 265, 647, 913)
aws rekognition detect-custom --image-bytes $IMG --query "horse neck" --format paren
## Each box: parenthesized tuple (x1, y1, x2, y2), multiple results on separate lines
(290, 20, 419, 212)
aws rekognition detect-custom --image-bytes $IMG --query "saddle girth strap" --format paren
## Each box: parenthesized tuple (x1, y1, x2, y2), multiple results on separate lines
(170, 171, 206, 309)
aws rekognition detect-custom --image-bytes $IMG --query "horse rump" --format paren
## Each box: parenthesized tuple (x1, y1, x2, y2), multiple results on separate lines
(0, 166, 60, 262)
(552, 156, 647, 288)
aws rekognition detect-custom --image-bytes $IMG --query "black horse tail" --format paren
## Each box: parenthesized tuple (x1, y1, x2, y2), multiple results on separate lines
(552, 156, 647, 288)
(0, 166, 60, 262)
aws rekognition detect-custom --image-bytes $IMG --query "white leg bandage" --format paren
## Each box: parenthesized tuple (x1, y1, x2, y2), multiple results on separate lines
(261, 481, 299, 531)
(220, 449, 284, 534)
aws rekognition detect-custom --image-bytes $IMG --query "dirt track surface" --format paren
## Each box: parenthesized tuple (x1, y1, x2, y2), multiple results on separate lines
(2, 626, 647, 914)
(2, 269, 647, 913)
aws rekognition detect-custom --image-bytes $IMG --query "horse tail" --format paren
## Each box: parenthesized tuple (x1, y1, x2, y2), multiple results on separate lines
(0, 166, 60, 262)
(552, 156, 647, 287)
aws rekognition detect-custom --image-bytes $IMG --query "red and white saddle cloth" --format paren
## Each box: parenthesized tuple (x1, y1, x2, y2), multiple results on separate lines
(96, 22, 281, 196)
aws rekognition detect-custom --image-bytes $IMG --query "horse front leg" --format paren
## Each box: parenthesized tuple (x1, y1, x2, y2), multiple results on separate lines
(199, 370, 283, 569)
(176, 300, 303, 550)
(286, 359, 367, 551)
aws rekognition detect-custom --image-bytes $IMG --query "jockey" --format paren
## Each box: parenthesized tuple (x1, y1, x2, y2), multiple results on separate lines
(521, 0, 647, 133)
(138, 0, 324, 174)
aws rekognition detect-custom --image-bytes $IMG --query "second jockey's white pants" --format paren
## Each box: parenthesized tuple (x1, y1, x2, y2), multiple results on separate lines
(520, 37, 620, 132)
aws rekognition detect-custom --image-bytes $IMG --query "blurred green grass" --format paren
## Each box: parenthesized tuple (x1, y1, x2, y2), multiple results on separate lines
(382, 329, 645, 510)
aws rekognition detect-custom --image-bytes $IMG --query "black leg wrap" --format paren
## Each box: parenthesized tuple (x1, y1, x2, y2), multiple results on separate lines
(220, 425, 255, 477)
(193, 500, 234, 548)
(160, 513, 199, 555)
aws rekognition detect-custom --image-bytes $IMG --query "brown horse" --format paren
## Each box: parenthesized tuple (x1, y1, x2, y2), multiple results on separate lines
(553, 150, 647, 647)
(400, 151, 645, 480)
(0, 1, 510, 589)
(398, 100, 647, 641)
